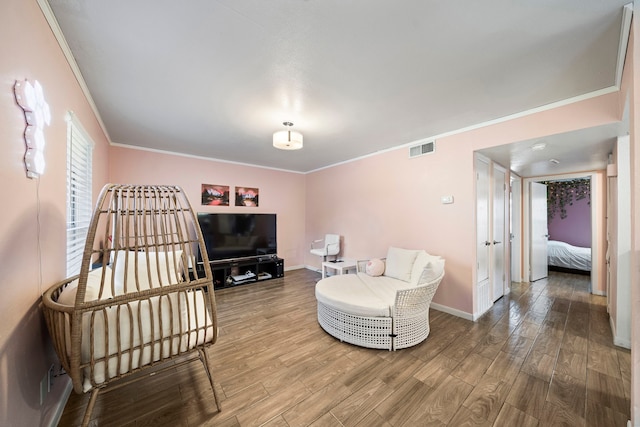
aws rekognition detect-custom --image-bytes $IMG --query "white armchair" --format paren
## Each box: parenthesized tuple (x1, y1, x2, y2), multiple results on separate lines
(310, 234, 341, 262)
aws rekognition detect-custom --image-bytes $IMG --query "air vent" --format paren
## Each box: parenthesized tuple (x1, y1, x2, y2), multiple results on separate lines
(409, 140, 435, 158)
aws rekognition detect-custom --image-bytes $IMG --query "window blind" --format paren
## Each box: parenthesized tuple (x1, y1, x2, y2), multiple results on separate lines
(66, 112, 93, 277)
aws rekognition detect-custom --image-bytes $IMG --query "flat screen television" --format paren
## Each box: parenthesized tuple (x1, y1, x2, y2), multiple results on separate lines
(197, 213, 277, 261)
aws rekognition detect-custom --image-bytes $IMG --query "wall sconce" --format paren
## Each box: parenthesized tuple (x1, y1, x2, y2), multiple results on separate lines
(14, 79, 51, 179)
(273, 121, 303, 150)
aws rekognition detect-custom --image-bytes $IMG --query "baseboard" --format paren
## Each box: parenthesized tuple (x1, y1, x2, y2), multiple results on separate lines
(609, 316, 631, 349)
(592, 289, 606, 296)
(430, 302, 473, 321)
(614, 336, 631, 349)
(43, 376, 72, 427)
(283, 264, 305, 271)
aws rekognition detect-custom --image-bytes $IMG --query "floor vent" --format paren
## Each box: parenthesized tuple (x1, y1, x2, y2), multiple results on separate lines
(409, 140, 435, 158)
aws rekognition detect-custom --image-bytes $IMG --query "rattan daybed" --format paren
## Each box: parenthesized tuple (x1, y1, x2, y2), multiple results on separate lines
(315, 247, 444, 350)
(42, 184, 220, 426)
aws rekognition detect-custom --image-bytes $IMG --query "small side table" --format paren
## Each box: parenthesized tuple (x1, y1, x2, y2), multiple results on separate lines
(322, 260, 357, 279)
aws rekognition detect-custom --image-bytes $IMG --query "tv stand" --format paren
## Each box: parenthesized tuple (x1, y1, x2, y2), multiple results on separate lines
(200, 256, 284, 289)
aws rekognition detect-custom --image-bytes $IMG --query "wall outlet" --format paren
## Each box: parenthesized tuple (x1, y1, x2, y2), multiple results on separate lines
(40, 374, 47, 405)
(48, 364, 54, 390)
(40, 364, 54, 405)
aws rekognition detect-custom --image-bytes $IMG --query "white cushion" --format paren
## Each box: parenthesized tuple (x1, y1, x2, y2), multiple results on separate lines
(357, 272, 410, 304)
(410, 251, 445, 286)
(58, 267, 115, 305)
(316, 274, 391, 317)
(365, 258, 385, 276)
(113, 250, 183, 293)
(80, 289, 213, 392)
(384, 247, 418, 282)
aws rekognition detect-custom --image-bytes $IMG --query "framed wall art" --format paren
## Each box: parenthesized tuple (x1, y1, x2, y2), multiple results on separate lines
(201, 184, 229, 206)
(235, 186, 259, 207)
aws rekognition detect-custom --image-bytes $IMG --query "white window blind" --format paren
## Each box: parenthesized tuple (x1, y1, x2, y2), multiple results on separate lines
(66, 112, 94, 277)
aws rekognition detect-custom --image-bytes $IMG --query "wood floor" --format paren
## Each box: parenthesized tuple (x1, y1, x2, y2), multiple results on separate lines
(59, 269, 631, 426)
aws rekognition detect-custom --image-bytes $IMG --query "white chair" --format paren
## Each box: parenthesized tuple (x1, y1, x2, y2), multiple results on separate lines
(310, 234, 341, 262)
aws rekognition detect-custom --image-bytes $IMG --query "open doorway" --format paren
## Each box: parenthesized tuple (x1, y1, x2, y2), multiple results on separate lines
(542, 177, 592, 276)
(523, 173, 600, 294)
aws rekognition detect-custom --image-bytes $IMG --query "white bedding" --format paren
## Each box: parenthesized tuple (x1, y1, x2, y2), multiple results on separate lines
(547, 240, 591, 271)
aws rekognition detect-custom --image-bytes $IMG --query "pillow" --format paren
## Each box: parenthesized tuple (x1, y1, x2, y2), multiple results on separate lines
(384, 247, 419, 282)
(365, 258, 385, 276)
(58, 266, 114, 305)
(410, 251, 445, 286)
(113, 250, 183, 293)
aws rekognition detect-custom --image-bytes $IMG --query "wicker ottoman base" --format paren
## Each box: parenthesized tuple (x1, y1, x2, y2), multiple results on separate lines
(317, 301, 393, 350)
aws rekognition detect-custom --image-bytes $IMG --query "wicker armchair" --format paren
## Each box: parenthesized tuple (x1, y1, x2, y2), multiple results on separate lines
(42, 184, 220, 426)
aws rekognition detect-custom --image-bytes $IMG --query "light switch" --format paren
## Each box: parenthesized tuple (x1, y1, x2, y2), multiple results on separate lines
(441, 195, 454, 204)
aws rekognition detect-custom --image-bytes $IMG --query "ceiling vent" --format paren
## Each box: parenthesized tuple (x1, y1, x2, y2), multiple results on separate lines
(409, 140, 435, 158)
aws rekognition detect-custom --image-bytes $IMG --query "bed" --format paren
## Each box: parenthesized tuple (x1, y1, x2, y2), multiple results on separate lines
(547, 240, 591, 273)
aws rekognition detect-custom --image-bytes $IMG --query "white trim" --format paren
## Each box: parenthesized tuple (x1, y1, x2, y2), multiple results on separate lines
(510, 174, 523, 283)
(110, 142, 306, 175)
(36, 0, 111, 143)
(611, 316, 632, 349)
(615, 3, 633, 88)
(430, 302, 474, 321)
(283, 264, 305, 271)
(44, 378, 72, 427)
(307, 86, 618, 174)
(65, 111, 95, 148)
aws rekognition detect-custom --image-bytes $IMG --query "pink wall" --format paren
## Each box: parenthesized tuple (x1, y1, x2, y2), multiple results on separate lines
(306, 92, 620, 317)
(0, 1, 110, 425)
(109, 146, 307, 268)
(306, 139, 475, 312)
(548, 193, 592, 247)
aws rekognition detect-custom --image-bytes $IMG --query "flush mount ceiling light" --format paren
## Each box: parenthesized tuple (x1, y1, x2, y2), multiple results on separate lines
(273, 121, 303, 150)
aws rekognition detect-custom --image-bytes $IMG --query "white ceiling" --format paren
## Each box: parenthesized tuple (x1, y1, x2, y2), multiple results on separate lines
(46, 0, 630, 175)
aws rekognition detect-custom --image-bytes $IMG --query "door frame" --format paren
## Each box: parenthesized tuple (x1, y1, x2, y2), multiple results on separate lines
(510, 174, 523, 282)
(474, 154, 511, 317)
(492, 163, 509, 301)
(523, 172, 598, 292)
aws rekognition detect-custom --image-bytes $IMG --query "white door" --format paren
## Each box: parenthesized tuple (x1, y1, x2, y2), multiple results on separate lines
(475, 157, 492, 314)
(476, 158, 490, 284)
(492, 165, 506, 301)
(530, 182, 548, 281)
(510, 176, 522, 282)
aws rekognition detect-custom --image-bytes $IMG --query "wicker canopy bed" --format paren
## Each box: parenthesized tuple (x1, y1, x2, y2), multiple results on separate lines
(42, 184, 220, 426)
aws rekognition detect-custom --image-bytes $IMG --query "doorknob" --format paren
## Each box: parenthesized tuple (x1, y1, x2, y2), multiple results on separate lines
(493, 241, 501, 245)
(484, 241, 491, 246)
